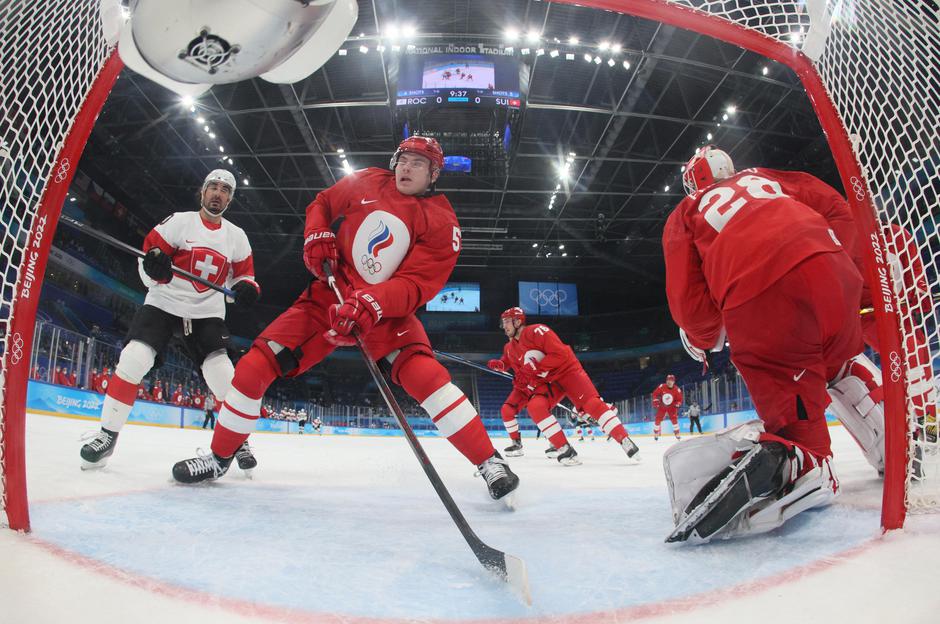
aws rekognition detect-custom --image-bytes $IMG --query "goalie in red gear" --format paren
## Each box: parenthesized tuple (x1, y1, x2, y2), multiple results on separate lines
(652, 374, 683, 440)
(172, 136, 520, 501)
(497, 307, 640, 463)
(662, 145, 869, 543)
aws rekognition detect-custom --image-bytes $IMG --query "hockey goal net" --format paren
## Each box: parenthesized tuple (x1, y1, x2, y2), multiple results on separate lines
(1, 0, 936, 531)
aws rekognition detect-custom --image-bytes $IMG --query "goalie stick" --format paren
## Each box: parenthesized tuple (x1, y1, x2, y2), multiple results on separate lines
(321, 261, 531, 605)
(59, 214, 236, 298)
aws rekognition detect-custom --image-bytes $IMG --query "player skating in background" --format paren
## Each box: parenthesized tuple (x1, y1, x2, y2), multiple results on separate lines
(79, 170, 260, 470)
(652, 374, 683, 440)
(497, 306, 640, 465)
(312, 416, 323, 435)
(172, 137, 520, 502)
(661, 145, 884, 543)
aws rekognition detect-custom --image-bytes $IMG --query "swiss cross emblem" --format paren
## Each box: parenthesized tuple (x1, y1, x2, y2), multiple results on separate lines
(189, 247, 228, 293)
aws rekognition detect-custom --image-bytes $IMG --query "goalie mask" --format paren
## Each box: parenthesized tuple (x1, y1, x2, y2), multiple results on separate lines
(682, 145, 735, 197)
(201, 169, 236, 216)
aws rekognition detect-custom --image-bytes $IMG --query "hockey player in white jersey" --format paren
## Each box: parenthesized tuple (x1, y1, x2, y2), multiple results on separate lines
(80, 170, 260, 470)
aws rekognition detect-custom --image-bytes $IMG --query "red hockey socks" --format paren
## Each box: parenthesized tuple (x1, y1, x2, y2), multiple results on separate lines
(398, 354, 494, 465)
(211, 347, 277, 458)
(526, 395, 570, 449)
(501, 403, 522, 441)
(585, 397, 627, 444)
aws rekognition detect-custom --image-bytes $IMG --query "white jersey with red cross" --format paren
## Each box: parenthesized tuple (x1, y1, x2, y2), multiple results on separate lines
(139, 211, 256, 319)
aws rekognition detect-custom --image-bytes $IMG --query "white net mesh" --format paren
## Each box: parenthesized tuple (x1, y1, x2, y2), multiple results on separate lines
(0, 0, 111, 527)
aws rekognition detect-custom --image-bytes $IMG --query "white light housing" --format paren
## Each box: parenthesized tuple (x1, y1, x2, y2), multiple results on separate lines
(532, 243, 537, 248)
(593, 56, 602, 64)
(622, 60, 631, 70)
(549, 49, 559, 58)
(505, 28, 519, 41)
(599, 41, 610, 51)
(565, 53, 575, 61)
(219, 145, 224, 152)
(521, 48, 530, 55)
(568, 36, 579, 45)
(242, 178, 249, 185)
(559, 244, 565, 249)
(607, 58, 615, 67)
(536, 48, 544, 56)
(761, 66, 769, 75)
(583, 53, 593, 62)
(402, 23, 417, 38)
(526, 30, 540, 43)
(707, 133, 713, 140)
(612, 43, 622, 53)
(197, 116, 206, 124)
(338, 49, 347, 56)
(359, 45, 368, 54)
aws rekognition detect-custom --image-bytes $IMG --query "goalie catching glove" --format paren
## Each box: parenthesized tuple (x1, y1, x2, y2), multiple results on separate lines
(324, 290, 382, 346)
(142, 248, 173, 283)
(303, 227, 338, 279)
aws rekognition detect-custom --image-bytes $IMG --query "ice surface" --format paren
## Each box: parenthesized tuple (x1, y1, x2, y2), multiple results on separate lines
(2, 413, 939, 623)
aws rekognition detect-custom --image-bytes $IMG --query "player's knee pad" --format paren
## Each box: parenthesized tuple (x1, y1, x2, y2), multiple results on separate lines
(252, 338, 302, 377)
(664, 420, 764, 525)
(232, 345, 279, 399)
(115, 340, 156, 383)
(387, 344, 435, 387)
(828, 354, 885, 474)
(394, 351, 450, 401)
(201, 349, 234, 401)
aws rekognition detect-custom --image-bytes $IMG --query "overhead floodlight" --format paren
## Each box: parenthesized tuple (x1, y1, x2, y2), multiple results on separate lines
(359, 45, 369, 54)
(226, 158, 233, 165)
(583, 53, 593, 62)
(549, 49, 559, 58)
(568, 36, 579, 45)
(532, 243, 538, 248)
(611, 43, 622, 53)
(402, 23, 417, 38)
(203, 125, 210, 132)
(197, 116, 206, 124)
(338, 49, 347, 56)
(526, 30, 540, 43)
(521, 48, 530, 55)
(607, 58, 615, 67)
(664, 185, 670, 192)
(242, 178, 249, 185)
(209, 132, 216, 138)
(536, 48, 544, 56)
(707, 133, 713, 140)
(181, 94, 194, 107)
(593, 56, 602, 64)
(622, 60, 631, 70)
(337, 148, 345, 153)
(385, 23, 400, 39)
(562, 252, 567, 257)
(761, 66, 769, 75)
(726, 105, 737, 114)
(722, 113, 728, 121)
(599, 41, 610, 51)
(505, 28, 519, 42)
(565, 53, 575, 61)
(219, 145, 224, 152)
(558, 244, 565, 250)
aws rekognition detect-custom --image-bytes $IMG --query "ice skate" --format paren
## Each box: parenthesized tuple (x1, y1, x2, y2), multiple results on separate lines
(234, 441, 258, 474)
(476, 451, 520, 506)
(556, 444, 581, 466)
(80, 428, 119, 470)
(172, 450, 233, 484)
(544, 445, 558, 458)
(622, 436, 640, 459)
(666, 441, 790, 543)
(503, 439, 524, 457)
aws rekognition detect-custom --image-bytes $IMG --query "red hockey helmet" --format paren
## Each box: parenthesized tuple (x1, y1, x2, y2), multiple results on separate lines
(682, 145, 735, 197)
(500, 306, 526, 325)
(390, 135, 445, 172)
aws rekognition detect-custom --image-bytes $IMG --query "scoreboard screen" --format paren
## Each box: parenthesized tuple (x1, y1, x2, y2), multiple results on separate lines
(396, 53, 521, 109)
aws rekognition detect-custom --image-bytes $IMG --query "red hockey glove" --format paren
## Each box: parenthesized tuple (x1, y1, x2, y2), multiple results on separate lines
(303, 227, 338, 279)
(487, 359, 506, 372)
(324, 290, 382, 346)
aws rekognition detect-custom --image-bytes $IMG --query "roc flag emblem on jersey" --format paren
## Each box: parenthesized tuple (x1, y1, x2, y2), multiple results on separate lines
(367, 220, 395, 258)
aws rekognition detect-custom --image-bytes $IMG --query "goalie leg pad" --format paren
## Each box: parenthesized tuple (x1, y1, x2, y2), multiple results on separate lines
(827, 354, 885, 474)
(666, 440, 790, 544)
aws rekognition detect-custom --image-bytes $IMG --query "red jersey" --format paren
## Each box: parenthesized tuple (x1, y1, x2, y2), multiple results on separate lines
(496, 341, 535, 391)
(502, 324, 580, 383)
(663, 168, 857, 349)
(137, 385, 148, 399)
(55, 371, 69, 386)
(171, 390, 183, 405)
(304, 168, 460, 319)
(95, 374, 109, 394)
(192, 394, 204, 409)
(68, 372, 77, 387)
(652, 384, 683, 410)
(151, 386, 164, 402)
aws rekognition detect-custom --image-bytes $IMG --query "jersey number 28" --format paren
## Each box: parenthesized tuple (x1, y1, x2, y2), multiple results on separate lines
(698, 175, 786, 232)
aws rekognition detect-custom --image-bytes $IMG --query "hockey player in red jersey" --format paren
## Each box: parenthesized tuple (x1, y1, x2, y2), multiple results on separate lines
(496, 307, 640, 465)
(79, 170, 259, 470)
(652, 374, 683, 440)
(172, 137, 520, 501)
(661, 145, 877, 543)
(488, 307, 580, 464)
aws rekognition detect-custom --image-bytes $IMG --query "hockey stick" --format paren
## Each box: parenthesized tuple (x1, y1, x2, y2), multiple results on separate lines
(322, 263, 531, 604)
(433, 349, 579, 417)
(58, 214, 236, 298)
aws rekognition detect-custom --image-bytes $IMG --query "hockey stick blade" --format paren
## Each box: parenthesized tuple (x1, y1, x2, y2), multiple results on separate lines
(472, 540, 531, 605)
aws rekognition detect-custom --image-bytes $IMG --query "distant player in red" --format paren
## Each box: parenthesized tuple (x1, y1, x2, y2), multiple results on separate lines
(150, 381, 164, 403)
(652, 374, 683, 440)
(94, 367, 110, 394)
(660, 145, 882, 543)
(172, 137, 520, 501)
(79, 170, 259, 470)
(171, 384, 184, 406)
(68, 368, 78, 388)
(488, 308, 580, 464)
(496, 307, 640, 464)
(54, 365, 69, 386)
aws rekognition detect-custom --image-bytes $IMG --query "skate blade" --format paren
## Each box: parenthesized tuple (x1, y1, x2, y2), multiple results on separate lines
(499, 489, 518, 511)
(241, 469, 254, 479)
(504, 450, 524, 457)
(80, 458, 108, 471)
(559, 457, 582, 466)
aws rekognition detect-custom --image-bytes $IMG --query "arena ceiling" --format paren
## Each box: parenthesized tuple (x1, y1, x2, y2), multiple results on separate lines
(79, 0, 839, 310)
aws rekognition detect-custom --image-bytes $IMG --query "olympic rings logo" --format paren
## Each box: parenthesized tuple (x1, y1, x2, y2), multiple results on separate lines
(528, 287, 568, 307)
(53, 157, 71, 184)
(9, 332, 24, 365)
(360, 254, 382, 275)
(849, 176, 867, 202)
(889, 351, 903, 383)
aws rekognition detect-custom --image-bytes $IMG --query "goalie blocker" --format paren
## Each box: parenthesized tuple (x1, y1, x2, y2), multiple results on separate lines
(663, 420, 839, 543)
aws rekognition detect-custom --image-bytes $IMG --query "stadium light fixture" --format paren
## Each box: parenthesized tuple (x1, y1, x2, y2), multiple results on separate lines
(607, 58, 615, 67)
(526, 30, 540, 43)
(562, 252, 567, 257)
(611, 43, 622, 53)
(227, 158, 233, 165)
(209, 132, 216, 139)
(385, 23, 400, 40)
(664, 185, 670, 192)
(569, 36, 580, 45)
(536, 48, 544, 56)
(338, 49, 347, 56)
(726, 105, 737, 114)
(622, 60, 631, 70)
(565, 53, 575, 61)
(599, 41, 610, 51)
(402, 24, 417, 39)
(203, 125, 210, 132)
(359, 45, 369, 54)
(505, 28, 519, 42)
(559, 244, 565, 250)
(549, 49, 559, 58)
(521, 48, 530, 55)
(707, 132, 713, 140)
(762, 66, 769, 75)
(337, 148, 345, 153)
(242, 178, 249, 185)
(532, 243, 538, 248)
(583, 53, 593, 62)
(197, 116, 206, 124)
(593, 56, 602, 64)
(218, 145, 224, 152)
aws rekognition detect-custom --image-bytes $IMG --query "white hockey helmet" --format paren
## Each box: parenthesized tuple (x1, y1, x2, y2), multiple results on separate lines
(682, 145, 735, 197)
(201, 169, 236, 215)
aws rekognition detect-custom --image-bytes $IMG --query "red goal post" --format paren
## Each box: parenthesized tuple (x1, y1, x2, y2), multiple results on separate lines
(1, 0, 936, 532)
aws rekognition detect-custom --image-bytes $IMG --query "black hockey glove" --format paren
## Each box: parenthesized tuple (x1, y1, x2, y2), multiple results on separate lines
(142, 248, 173, 283)
(232, 281, 259, 307)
